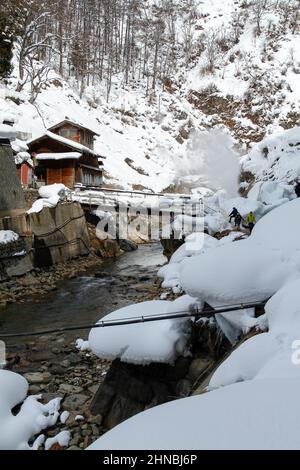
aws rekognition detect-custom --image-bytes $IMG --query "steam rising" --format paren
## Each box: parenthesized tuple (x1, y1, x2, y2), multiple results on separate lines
(174, 129, 240, 198)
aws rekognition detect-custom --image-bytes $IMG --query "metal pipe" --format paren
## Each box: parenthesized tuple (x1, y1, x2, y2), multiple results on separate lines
(0, 300, 267, 339)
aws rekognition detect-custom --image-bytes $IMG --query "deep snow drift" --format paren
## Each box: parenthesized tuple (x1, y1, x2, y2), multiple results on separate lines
(88, 378, 300, 450)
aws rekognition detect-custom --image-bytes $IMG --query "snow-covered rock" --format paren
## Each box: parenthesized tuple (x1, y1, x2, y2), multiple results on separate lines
(0, 231, 19, 245)
(158, 233, 219, 291)
(89, 297, 199, 365)
(210, 278, 300, 388)
(0, 370, 61, 450)
(45, 431, 71, 450)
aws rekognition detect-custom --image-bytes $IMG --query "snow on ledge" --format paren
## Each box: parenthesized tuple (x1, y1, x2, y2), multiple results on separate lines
(27, 183, 67, 214)
(36, 152, 82, 161)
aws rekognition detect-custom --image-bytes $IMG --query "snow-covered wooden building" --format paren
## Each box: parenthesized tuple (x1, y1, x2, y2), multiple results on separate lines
(27, 120, 104, 189)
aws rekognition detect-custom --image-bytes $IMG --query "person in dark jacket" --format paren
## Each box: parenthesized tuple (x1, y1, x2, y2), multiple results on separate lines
(295, 181, 300, 198)
(234, 212, 243, 228)
(229, 207, 238, 223)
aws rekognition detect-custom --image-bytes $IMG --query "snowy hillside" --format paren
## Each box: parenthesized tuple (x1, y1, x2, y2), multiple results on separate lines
(1, 0, 299, 193)
(241, 126, 300, 189)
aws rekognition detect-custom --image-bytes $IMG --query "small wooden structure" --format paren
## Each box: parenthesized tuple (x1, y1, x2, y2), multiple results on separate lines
(27, 119, 104, 189)
(17, 160, 34, 188)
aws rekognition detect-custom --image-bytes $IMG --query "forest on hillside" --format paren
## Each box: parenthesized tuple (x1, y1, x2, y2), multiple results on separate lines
(1, 0, 298, 104)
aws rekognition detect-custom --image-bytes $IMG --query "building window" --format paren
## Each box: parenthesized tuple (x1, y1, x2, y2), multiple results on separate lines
(59, 127, 78, 139)
(82, 171, 102, 186)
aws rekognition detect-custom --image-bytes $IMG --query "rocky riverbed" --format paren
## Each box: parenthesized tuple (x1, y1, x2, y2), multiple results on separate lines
(0, 254, 108, 308)
(7, 334, 110, 450)
(1, 244, 169, 450)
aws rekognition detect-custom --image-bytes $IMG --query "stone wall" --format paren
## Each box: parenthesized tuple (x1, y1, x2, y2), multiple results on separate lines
(24, 189, 39, 210)
(29, 202, 90, 267)
(0, 237, 33, 281)
(0, 143, 26, 217)
(0, 202, 92, 276)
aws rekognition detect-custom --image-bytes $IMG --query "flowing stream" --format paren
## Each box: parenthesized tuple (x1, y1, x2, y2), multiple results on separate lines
(0, 244, 166, 344)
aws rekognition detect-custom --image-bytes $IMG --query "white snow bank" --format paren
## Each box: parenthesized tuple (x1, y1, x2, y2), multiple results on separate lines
(88, 250, 300, 450)
(89, 297, 199, 365)
(0, 370, 61, 450)
(247, 181, 294, 206)
(27, 184, 67, 214)
(158, 233, 218, 291)
(0, 230, 19, 245)
(210, 278, 300, 389)
(214, 308, 256, 345)
(158, 232, 240, 293)
(181, 198, 300, 306)
(87, 378, 300, 450)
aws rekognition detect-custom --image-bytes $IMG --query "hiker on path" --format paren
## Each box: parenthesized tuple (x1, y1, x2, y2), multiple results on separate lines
(234, 212, 243, 229)
(246, 211, 256, 234)
(229, 207, 238, 223)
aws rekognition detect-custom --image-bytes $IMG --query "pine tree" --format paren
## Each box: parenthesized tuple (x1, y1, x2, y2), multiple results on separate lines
(0, 10, 14, 78)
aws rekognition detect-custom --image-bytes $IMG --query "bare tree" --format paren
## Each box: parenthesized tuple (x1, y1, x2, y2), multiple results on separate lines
(252, 0, 269, 36)
(204, 31, 220, 74)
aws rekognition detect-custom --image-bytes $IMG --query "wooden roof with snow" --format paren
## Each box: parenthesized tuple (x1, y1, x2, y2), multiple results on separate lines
(48, 119, 100, 137)
(27, 131, 104, 159)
